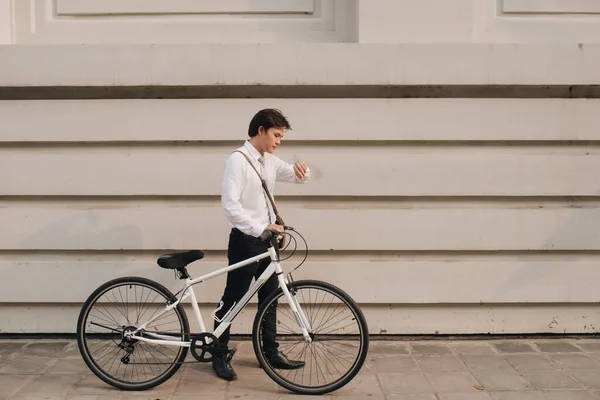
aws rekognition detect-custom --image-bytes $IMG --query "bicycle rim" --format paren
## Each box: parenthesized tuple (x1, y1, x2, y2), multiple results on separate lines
(253, 280, 369, 395)
(77, 277, 189, 390)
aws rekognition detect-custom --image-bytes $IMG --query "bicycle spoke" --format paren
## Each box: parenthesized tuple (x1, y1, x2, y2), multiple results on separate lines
(79, 279, 188, 389)
(257, 282, 367, 394)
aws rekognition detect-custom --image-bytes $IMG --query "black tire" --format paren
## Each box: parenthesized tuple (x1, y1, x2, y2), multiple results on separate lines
(77, 276, 190, 391)
(252, 280, 369, 395)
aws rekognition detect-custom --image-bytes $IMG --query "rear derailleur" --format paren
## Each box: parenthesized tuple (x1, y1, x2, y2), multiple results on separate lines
(118, 325, 139, 364)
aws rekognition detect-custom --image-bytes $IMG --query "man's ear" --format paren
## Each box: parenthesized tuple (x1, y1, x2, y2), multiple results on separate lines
(258, 126, 265, 135)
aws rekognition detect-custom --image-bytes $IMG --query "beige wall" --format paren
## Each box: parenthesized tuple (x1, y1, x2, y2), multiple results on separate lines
(4, 95, 600, 334)
(358, 0, 600, 43)
(2, 1, 600, 334)
(0, 0, 11, 44)
(7, 0, 600, 44)
(10, 0, 356, 44)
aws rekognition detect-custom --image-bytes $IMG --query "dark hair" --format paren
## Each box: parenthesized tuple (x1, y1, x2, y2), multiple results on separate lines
(248, 108, 291, 137)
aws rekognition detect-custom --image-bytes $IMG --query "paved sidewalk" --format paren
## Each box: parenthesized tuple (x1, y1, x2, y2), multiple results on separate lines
(2, 337, 600, 399)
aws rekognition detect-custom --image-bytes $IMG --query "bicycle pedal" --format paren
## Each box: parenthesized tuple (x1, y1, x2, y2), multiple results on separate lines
(225, 346, 238, 362)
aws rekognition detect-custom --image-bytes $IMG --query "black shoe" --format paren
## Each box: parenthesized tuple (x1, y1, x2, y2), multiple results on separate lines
(266, 351, 305, 370)
(212, 355, 237, 381)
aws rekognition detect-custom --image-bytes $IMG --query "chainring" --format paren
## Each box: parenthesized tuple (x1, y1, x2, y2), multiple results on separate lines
(190, 332, 220, 363)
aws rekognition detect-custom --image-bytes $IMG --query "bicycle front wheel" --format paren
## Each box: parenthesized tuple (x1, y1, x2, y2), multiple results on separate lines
(77, 277, 190, 391)
(252, 280, 369, 395)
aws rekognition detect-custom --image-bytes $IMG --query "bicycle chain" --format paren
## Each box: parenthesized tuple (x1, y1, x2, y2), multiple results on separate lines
(117, 333, 234, 366)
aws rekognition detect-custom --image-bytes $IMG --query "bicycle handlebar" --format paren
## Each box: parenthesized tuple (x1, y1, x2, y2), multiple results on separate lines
(259, 225, 293, 242)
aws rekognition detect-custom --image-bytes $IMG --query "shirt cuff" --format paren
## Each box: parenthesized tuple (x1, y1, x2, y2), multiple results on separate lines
(297, 167, 311, 183)
(251, 222, 269, 238)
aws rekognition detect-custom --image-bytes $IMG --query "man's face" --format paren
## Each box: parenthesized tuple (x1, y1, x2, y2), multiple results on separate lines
(259, 127, 284, 154)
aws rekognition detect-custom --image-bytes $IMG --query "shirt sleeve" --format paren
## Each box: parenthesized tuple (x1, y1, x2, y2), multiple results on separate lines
(274, 157, 311, 184)
(221, 153, 269, 237)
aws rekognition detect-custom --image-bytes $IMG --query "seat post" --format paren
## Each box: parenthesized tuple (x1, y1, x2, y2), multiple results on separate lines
(177, 268, 190, 279)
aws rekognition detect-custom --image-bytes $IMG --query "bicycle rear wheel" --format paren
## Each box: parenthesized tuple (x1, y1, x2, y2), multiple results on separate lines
(252, 280, 369, 395)
(77, 277, 189, 391)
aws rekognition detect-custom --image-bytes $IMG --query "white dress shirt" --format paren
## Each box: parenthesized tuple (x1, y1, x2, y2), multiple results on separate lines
(222, 140, 310, 237)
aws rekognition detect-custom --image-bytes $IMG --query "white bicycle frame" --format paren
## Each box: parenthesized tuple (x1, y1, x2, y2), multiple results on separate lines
(127, 242, 312, 347)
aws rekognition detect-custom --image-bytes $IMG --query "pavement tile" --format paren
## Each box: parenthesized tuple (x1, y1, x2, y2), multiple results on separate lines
(0, 342, 27, 357)
(449, 342, 497, 355)
(543, 390, 599, 400)
(504, 354, 556, 371)
(415, 355, 468, 372)
(5, 338, 600, 399)
(472, 369, 532, 391)
(425, 372, 482, 393)
(378, 372, 434, 394)
(181, 360, 214, 375)
(535, 341, 581, 353)
(410, 343, 452, 356)
(587, 353, 600, 363)
(119, 375, 182, 398)
(323, 371, 382, 397)
(68, 375, 123, 396)
(60, 343, 84, 360)
(373, 355, 419, 372)
(22, 342, 70, 358)
(576, 342, 600, 353)
(520, 370, 583, 390)
(489, 392, 545, 400)
(570, 369, 600, 389)
(493, 342, 536, 354)
(438, 394, 492, 400)
(44, 358, 91, 374)
(369, 341, 410, 356)
(460, 355, 515, 371)
(16, 374, 82, 395)
(177, 371, 228, 394)
(227, 373, 278, 393)
(0, 356, 54, 374)
(550, 354, 600, 370)
(0, 374, 36, 397)
(228, 357, 265, 375)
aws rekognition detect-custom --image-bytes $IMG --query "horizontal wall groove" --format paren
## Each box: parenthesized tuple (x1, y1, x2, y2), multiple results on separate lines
(4, 302, 600, 307)
(4, 249, 600, 261)
(3, 195, 600, 207)
(2, 85, 600, 100)
(4, 140, 600, 148)
(1, 304, 596, 334)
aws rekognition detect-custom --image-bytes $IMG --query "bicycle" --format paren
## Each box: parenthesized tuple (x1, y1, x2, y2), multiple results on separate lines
(76, 226, 369, 395)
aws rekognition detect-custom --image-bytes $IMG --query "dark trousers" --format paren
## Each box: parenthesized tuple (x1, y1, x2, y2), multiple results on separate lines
(214, 228, 279, 356)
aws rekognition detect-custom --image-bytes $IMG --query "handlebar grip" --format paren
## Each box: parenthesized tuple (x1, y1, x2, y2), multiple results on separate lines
(259, 230, 273, 242)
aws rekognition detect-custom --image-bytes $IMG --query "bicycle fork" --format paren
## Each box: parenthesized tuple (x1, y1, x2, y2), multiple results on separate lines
(277, 273, 313, 343)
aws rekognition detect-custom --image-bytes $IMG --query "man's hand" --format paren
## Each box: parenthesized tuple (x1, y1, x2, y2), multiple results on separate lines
(294, 162, 308, 181)
(266, 224, 284, 233)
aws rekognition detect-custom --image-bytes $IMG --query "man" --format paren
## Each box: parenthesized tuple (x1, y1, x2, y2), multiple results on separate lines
(214, 108, 310, 381)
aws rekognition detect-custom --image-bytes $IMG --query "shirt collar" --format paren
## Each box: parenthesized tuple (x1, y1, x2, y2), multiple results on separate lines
(244, 140, 263, 161)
